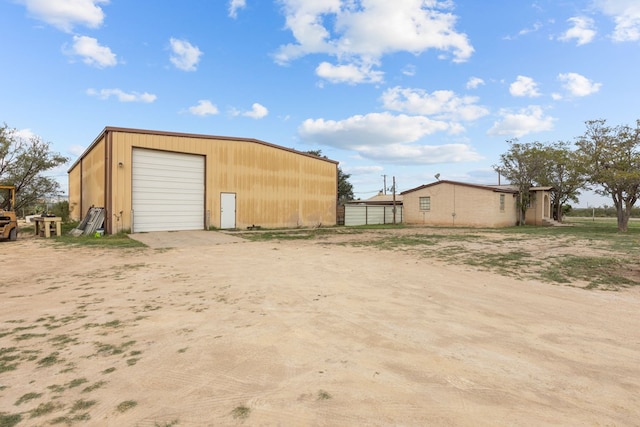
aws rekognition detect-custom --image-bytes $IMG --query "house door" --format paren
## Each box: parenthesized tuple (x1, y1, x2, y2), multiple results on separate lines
(220, 193, 236, 229)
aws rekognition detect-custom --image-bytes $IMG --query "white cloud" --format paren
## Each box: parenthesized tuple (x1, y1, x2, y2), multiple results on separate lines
(488, 105, 555, 137)
(357, 143, 483, 164)
(19, 0, 108, 32)
(315, 62, 384, 84)
(402, 64, 416, 77)
(169, 38, 203, 71)
(466, 77, 485, 89)
(228, 0, 246, 18)
(559, 16, 596, 46)
(69, 35, 117, 68)
(86, 88, 157, 103)
(557, 72, 602, 97)
(242, 103, 269, 119)
(343, 165, 384, 175)
(503, 21, 543, 40)
(509, 75, 541, 97)
(68, 144, 86, 156)
(274, 0, 473, 82)
(381, 86, 489, 122)
(14, 128, 37, 141)
(188, 100, 219, 116)
(299, 112, 453, 147)
(594, 0, 640, 42)
(298, 112, 481, 164)
(518, 21, 543, 36)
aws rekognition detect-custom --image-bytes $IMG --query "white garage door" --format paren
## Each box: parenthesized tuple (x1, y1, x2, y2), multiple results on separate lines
(132, 148, 204, 232)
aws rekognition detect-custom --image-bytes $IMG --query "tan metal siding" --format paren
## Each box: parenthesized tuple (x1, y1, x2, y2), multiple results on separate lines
(105, 131, 336, 231)
(79, 137, 106, 219)
(68, 164, 82, 221)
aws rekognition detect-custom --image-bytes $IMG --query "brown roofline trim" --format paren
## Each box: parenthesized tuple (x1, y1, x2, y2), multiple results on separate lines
(401, 180, 520, 195)
(68, 126, 339, 172)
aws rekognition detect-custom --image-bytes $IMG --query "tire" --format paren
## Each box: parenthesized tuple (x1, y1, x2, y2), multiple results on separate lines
(9, 227, 17, 241)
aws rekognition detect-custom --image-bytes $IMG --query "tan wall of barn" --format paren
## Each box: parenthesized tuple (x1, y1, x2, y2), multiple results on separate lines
(68, 136, 106, 222)
(68, 165, 82, 221)
(403, 182, 518, 227)
(103, 130, 336, 231)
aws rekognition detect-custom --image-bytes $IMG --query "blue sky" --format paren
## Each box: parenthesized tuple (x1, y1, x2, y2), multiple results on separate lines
(2, 0, 639, 207)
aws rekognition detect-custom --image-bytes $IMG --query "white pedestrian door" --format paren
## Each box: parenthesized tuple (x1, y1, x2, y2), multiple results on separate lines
(220, 193, 236, 229)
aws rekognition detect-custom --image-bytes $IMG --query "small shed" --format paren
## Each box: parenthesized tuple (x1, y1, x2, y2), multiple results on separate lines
(344, 193, 403, 226)
(68, 127, 338, 233)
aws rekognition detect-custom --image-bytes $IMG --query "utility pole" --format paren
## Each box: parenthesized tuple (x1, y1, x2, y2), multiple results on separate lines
(392, 176, 397, 225)
(382, 175, 387, 195)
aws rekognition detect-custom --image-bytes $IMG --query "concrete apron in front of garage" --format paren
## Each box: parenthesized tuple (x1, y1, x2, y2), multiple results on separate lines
(128, 230, 245, 249)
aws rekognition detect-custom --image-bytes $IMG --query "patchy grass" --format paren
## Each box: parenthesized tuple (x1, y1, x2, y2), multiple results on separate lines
(48, 334, 78, 348)
(541, 255, 637, 289)
(236, 226, 366, 241)
(463, 250, 532, 274)
(235, 221, 640, 290)
(71, 399, 97, 412)
(117, 400, 138, 413)
(82, 381, 107, 393)
(37, 352, 63, 368)
(48, 384, 66, 393)
(0, 413, 22, 427)
(53, 231, 147, 249)
(93, 340, 136, 356)
(29, 401, 63, 418)
(14, 333, 47, 341)
(67, 378, 88, 388)
(231, 405, 251, 420)
(50, 413, 91, 425)
(0, 347, 20, 373)
(15, 392, 42, 406)
(317, 390, 332, 400)
(239, 230, 318, 241)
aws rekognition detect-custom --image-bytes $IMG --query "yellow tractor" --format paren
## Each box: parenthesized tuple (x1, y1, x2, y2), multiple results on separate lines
(0, 185, 18, 241)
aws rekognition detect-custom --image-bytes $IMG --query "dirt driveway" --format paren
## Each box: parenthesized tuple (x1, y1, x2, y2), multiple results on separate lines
(127, 230, 246, 248)
(1, 232, 639, 426)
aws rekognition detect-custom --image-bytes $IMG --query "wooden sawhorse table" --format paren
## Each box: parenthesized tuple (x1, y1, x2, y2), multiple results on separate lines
(33, 216, 62, 238)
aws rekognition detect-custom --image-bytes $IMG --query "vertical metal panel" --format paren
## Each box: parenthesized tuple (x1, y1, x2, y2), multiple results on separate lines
(80, 137, 105, 216)
(344, 205, 404, 226)
(68, 165, 82, 221)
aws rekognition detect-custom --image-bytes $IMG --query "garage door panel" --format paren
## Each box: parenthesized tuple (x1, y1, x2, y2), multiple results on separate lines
(132, 149, 204, 232)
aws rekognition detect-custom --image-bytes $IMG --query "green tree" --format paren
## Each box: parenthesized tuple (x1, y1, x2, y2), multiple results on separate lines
(575, 119, 640, 232)
(535, 141, 586, 222)
(305, 150, 354, 204)
(0, 123, 69, 213)
(494, 139, 546, 225)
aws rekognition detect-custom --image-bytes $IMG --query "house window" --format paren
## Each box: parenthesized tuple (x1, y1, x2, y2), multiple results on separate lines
(500, 194, 505, 212)
(419, 196, 431, 211)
